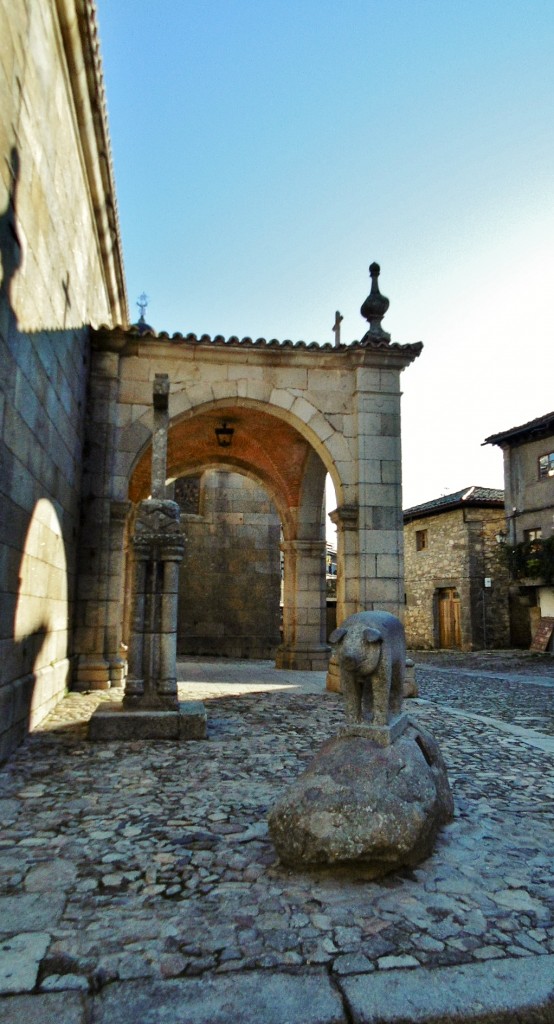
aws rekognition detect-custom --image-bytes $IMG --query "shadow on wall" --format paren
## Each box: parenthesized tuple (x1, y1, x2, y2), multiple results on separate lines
(0, 147, 22, 322)
(0, 148, 73, 762)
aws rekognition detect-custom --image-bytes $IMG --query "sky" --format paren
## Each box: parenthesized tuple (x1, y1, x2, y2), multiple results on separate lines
(96, 0, 554, 512)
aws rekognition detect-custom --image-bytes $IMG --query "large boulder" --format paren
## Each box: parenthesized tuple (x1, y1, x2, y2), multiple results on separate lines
(268, 721, 453, 876)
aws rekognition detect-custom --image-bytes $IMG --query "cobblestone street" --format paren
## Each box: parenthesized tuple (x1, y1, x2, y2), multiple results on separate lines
(0, 652, 553, 1022)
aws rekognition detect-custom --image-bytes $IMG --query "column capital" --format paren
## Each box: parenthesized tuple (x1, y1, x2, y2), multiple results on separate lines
(110, 499, 132, 522)
(281, 539, 326, 554)
(329, 504, 358, 531)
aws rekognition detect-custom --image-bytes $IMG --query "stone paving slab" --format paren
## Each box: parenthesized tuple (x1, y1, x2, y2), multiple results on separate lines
(339, 955, 554, 1023)
(90, 971, 345, 1024)
(0, 932, 50, 994)
(0, 992, 86, 1024)
(0, 653, 552, 1022)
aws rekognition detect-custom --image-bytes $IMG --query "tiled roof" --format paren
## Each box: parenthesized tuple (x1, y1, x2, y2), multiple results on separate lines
(403, 486, 505, 522)
(95, 325, 424, 356)
(484, 411, 554, 447)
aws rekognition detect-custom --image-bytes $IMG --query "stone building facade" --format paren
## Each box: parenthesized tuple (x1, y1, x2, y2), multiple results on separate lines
(404, 488, 510, 650)
(0, 0, 127, 762)
(174, 469, 281, 659)
(485, 412, 554, 647)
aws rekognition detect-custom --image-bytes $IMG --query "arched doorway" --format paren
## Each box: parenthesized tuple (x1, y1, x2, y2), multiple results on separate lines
(127, 402, 330, 671)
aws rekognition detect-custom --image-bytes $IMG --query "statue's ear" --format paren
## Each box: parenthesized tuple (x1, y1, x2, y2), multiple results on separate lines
(329, 627, 347, 644)
(363, 627, 382, 644)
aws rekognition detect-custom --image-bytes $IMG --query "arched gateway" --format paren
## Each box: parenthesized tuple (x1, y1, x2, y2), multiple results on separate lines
(73, 266, 422, 691)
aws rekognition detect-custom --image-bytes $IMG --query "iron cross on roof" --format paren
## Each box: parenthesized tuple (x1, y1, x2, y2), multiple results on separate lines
(137, 292, 149, 318)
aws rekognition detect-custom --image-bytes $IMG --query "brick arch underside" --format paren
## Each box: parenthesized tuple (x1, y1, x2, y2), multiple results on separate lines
(128, 405, 314, 522)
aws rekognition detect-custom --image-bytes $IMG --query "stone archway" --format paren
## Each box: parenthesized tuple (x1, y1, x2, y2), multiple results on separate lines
(73, 275, 422, 690)
(127, 400, 330, 670)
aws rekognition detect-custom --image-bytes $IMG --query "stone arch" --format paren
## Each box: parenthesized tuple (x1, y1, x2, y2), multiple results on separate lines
(75, 324, 422, 690)
(120, 393, 348, 510)
(123, 397, 334, 671)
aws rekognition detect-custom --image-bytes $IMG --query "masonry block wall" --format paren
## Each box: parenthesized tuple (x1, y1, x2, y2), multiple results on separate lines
(404, 508, 510, 650)
(0, 0, 126, 761)
(176, 470, 281, 659)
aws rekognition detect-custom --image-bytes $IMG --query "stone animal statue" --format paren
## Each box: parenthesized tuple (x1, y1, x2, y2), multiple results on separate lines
(329, 611, 405, 727)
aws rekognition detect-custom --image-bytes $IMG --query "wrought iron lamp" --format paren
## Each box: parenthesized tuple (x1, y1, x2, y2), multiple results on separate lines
(215, 421, 234, 448)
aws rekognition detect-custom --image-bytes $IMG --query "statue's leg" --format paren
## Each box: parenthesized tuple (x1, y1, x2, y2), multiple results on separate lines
(390, 659, 404, 716)
(342, 668, 363, 724)
(361, 679, 374, 722)
(372, 649, 391, 727)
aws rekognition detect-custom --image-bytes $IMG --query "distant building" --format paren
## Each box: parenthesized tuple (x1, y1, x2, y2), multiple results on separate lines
(403, 487, 509, 650)
(485, 412, 554, 647)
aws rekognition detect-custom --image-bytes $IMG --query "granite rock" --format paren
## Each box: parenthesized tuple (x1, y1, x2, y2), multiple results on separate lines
(268, 721, 453, 875)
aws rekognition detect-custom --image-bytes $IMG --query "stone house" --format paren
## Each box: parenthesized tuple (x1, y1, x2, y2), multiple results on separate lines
(484, 412, 554, 647)
(1, 0, 422, 762)
(403, 487, 510, 650)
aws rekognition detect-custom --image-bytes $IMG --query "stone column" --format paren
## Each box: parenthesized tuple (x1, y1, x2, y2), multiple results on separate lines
(124, 499, 184, 709)
(74, 333, 126, 690)
(105, 499, 132, 687)
(276, 539, 329, 670)
(330, 504, 359, 626)
(327, 505, 358, 691)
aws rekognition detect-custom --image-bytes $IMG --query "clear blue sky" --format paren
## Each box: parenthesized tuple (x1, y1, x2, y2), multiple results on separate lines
(97, 0, 554, 509)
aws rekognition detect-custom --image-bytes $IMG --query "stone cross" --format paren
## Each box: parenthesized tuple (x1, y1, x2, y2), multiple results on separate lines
(332, 310, 343, 347)
(151, 374, 169, 499)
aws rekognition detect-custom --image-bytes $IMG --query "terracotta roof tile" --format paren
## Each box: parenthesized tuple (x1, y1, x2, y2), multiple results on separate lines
(97, 324, 423, 357)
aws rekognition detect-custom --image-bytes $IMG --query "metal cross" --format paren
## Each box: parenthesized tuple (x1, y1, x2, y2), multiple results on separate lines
(137, 292, 149, 318)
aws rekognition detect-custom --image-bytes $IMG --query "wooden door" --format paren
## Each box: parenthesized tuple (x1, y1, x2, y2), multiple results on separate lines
(438, 588, 461, 648)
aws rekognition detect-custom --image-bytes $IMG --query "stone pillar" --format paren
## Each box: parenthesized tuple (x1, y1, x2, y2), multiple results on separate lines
(331, 504, 359, 625)
(105, 499, 132, 687)
(327, 505, 358, 691)
(89, 372, 206, 740)
(74, 334, 126, 690)
(352, 364, 404, 616)
(276, 539, 329, 670)
(124, 499, 184, 709)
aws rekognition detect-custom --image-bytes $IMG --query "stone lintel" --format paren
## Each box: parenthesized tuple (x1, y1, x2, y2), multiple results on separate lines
(88, 701, 207, 741)
(339, 713, 409, 747)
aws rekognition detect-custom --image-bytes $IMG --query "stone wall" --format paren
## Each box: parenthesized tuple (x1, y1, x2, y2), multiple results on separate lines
(176, 470, 281, 659)
(0, 0, 126, 761)
(404, 508, 510, 650)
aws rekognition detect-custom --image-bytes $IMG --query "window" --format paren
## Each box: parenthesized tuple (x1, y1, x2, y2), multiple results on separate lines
(415, 529, 428, 551)
(538, 451, 554, 479)
(524, 528, 542, 544)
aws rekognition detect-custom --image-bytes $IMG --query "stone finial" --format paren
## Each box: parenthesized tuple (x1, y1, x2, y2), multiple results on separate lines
(360, 262, 390, 342)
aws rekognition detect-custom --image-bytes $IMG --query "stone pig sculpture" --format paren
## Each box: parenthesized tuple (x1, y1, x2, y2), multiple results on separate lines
(329, 611, 405, 728)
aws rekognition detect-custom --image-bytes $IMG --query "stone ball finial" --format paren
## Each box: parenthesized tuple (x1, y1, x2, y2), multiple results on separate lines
(360, 262, 390, 342)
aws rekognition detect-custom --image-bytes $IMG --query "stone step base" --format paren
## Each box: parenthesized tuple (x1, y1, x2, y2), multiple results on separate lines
(88, 701, 207, 741)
